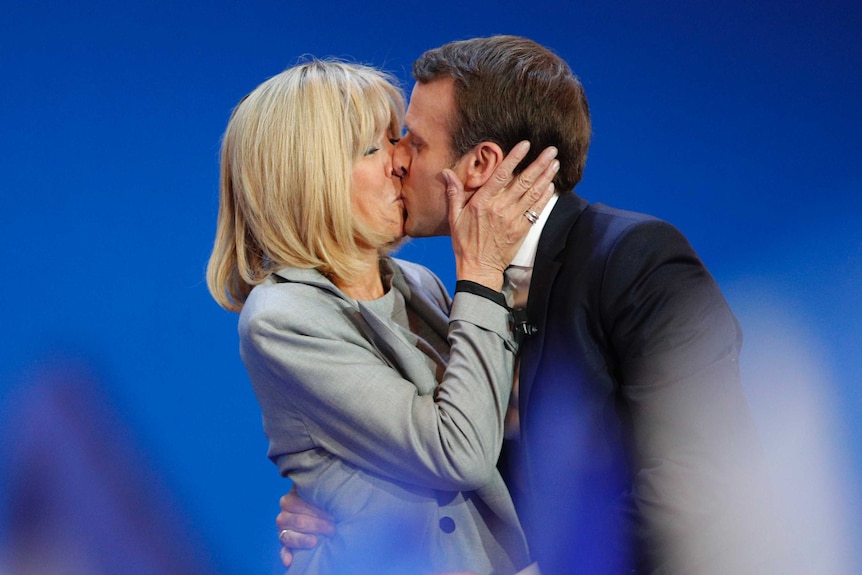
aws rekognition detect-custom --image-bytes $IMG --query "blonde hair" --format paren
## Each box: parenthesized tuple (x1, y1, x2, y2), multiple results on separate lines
(207, 59, 405, 311)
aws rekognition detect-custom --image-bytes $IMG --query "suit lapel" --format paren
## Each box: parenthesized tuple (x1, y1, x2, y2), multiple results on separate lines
(518, 192, 590, 410)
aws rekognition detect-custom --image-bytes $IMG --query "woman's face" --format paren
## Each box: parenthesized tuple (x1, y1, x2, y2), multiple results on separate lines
(350, 128, 404, 244)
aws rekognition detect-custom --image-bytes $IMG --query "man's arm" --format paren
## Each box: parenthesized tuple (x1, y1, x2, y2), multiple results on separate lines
(276, 486, 335, 567)
(276, 488, 543, 573)
(603, 219, 767, 573)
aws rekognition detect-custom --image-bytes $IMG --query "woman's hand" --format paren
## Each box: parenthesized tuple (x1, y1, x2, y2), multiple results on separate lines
(447, 141, 559, 291)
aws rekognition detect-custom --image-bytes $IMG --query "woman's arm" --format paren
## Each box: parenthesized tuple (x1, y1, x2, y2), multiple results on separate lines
(242, 283, 515, 492)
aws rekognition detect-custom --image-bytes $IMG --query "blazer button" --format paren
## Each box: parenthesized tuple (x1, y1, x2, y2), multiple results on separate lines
(439, 516, 456, 534)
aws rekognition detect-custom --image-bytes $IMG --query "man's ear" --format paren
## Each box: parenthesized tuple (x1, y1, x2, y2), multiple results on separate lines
(457, 141, 505, 190)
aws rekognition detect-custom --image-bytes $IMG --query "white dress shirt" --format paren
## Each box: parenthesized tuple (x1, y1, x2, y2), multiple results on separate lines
(502, 193, 559, 439)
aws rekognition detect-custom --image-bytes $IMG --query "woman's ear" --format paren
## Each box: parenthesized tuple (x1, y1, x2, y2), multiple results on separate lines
(457, 141, 505, 190)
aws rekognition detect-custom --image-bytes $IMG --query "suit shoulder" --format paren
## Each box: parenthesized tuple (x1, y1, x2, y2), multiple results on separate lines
(580, 203, 690, 249)
(585, 202, 661, 229)
(583, 206, 710, 303)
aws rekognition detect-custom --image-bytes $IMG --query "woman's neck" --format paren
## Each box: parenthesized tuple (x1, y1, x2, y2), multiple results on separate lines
(334, 252, 385, 301)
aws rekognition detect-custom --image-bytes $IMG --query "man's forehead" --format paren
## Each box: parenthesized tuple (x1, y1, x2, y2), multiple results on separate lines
(404, 90, 427, 125)
(403, 110, 429, 141)
(405, 80, 453, 138)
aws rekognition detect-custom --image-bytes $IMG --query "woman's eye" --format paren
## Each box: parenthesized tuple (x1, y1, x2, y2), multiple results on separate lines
(365, 147, 380, 156)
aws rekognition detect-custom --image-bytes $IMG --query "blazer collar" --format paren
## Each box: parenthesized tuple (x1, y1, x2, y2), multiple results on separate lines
(272, 260, 414, 305)
(272, 257, 441, 309)
(272, 266, 346, 298)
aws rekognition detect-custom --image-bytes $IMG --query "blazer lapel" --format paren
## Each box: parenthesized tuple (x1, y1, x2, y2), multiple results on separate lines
(274, 265, 441, 395)
(518, 192, 590, 411)
(390, 264, 450, 342)
(357, 303, 440, 396)
(356, 261, 449, 396)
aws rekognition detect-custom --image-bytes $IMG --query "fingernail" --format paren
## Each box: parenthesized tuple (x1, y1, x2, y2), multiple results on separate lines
(546, 146, 558, 159)
(441, 171, 451, 186)
(552, 159, 560, 172)
(548, 182, 555, 193)
(517, 141, 531, 153)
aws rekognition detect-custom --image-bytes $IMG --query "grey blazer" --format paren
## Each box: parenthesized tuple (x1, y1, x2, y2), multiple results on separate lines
(239, 258, 530, 575)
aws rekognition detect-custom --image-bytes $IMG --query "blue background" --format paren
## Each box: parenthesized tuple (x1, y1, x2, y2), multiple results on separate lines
(1, 1, 860, 573)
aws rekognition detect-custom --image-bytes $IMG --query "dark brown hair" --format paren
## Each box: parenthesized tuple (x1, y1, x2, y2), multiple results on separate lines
(413, 35, 591, 191)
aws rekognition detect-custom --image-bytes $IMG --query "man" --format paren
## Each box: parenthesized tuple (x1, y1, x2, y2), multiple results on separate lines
(277, 35, 767, 574)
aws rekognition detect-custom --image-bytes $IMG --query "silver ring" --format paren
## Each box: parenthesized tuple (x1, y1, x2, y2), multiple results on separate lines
(279, 529, 290, 545)
(524, 209, 539, 224)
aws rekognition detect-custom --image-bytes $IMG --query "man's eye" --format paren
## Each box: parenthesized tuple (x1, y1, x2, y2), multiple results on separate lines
(389, 138, 401, 145)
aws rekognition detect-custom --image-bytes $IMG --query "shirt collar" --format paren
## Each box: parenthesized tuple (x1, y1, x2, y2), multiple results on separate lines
(508, 193, 559, 269)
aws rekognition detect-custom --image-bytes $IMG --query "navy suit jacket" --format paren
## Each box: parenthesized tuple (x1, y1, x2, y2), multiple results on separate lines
(507, 192, 763, 574)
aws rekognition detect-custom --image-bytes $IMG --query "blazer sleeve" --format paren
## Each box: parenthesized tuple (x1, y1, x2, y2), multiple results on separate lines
(600, 219, 764, 572)
(240, 284, 517, 493)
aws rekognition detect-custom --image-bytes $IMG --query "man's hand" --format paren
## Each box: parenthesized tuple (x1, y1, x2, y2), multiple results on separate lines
(276, 486, 336, 567)
(447, 141, 559, 290)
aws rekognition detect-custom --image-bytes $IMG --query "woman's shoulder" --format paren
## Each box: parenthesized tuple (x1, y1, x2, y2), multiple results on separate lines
(240, 269, 351, 331)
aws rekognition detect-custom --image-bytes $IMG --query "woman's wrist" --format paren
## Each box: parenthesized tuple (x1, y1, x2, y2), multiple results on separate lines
(455, 264, 504, 292)
(454, 280, 507, 308)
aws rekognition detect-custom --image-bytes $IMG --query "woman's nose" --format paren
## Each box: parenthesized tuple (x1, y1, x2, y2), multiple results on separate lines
(392, 141, 408, 177)
(384, 150, 402, 178)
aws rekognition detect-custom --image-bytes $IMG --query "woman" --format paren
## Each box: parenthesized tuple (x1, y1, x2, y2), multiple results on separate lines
(207, 60, 552, 574)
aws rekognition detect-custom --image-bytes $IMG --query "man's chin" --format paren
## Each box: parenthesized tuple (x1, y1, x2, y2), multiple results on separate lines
(402, 217, 419, 238)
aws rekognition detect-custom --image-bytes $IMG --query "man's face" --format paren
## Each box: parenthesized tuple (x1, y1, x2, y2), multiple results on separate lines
(393, 78, 461, 238)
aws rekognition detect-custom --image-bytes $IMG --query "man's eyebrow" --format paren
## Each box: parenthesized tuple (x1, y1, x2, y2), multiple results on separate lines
(403, 124, 422, 141)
